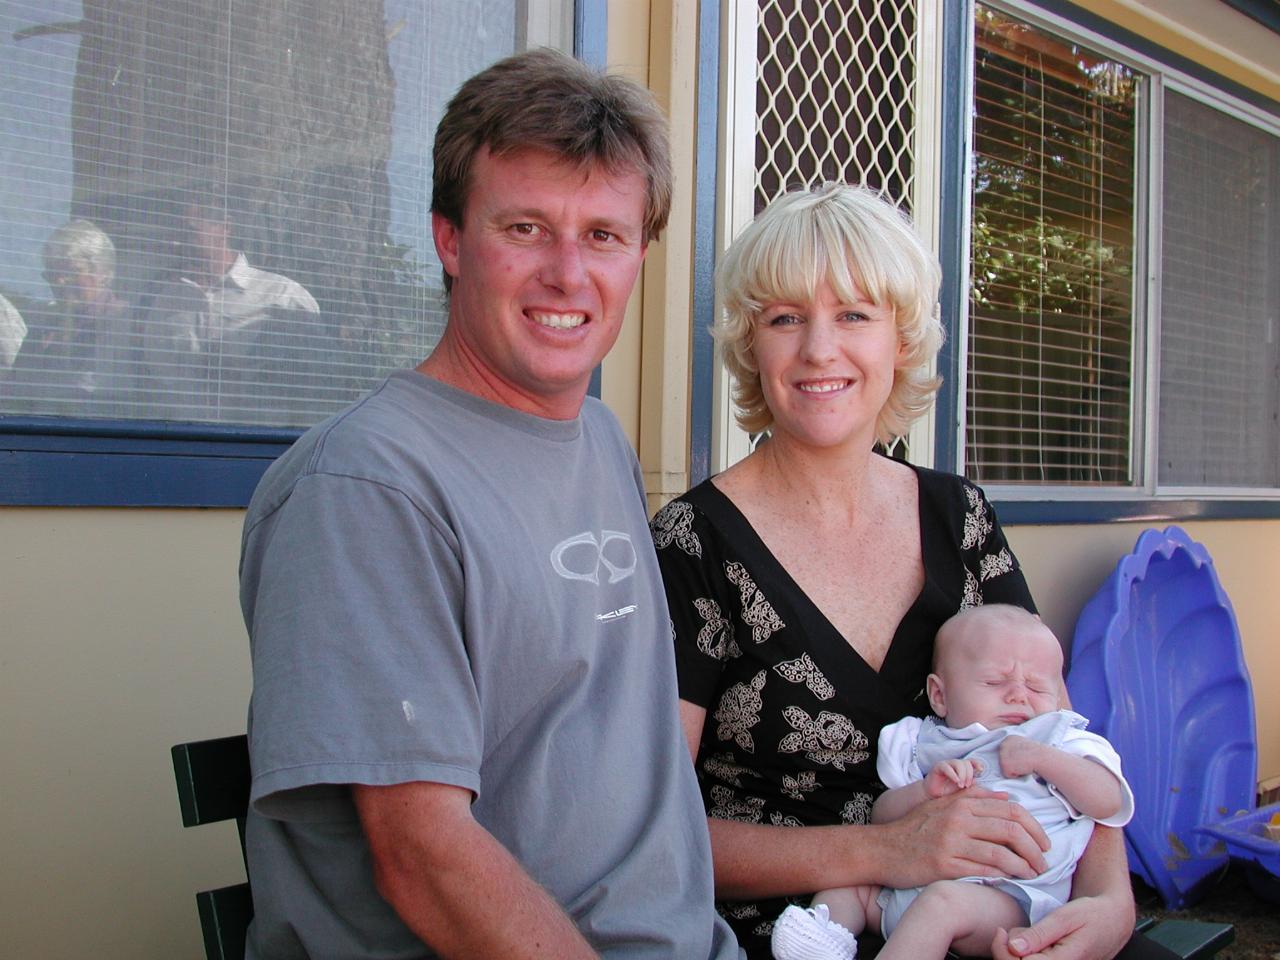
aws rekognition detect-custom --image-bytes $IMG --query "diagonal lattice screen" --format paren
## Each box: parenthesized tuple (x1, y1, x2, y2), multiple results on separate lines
(755, 0, 917, 214)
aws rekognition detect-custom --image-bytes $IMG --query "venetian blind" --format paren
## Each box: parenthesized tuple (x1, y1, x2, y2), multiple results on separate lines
(0, 0, 561, 428)
(966, 5, 1138, 485)
(1158, 90, 1280, 488)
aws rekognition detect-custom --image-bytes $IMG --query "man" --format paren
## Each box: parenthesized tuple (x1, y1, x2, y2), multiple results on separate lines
(239, 49, 742, 960)
(145, 193, 319, 421)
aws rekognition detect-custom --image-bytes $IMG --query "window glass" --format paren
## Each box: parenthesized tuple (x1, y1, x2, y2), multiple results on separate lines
(0, 0, 566, 428)
(967, 5, 1138, 485)
(1159, 90, 1280, 488)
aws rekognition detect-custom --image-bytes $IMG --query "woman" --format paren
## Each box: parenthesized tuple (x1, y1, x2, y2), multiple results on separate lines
(651, 184, 1164, 960)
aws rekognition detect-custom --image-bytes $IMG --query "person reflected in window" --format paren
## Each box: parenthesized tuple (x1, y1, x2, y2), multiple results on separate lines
(4, 220, 134, 416)
(0, 292, 26, 370)
(144, 192, 319, 422)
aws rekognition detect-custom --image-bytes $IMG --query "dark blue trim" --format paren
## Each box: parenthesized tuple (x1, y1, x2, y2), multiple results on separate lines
(574, 0, 608, 68)
(1, 419, 292, 506)
(995, 497, 1280, 525)
(1, 416, 298, 445)
(1220, 0, 1280, 36)
(1030, 0, 1280, 117)
(932, 1, 969, 475)
(688, 0, 721, 487)
(576, 0, 607, 400)
(2, 448, 282, 507)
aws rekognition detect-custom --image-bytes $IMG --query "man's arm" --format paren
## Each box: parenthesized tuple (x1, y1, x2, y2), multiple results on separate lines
(999, 736, 1125, 822)
(353, 781, 599, 960)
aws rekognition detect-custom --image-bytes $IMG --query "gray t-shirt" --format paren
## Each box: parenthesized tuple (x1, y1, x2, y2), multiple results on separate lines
(240, 370, 740, 959)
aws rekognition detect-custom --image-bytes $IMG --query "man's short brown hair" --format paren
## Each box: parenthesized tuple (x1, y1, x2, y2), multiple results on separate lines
(432, 48, 672, 261)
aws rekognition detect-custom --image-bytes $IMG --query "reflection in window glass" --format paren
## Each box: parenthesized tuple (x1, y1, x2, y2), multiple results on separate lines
(0, 0, 564, 427)
(967, 5, 1138, 485)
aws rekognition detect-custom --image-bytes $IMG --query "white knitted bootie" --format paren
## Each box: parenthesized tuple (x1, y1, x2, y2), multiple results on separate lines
(770, 902, 858, 960)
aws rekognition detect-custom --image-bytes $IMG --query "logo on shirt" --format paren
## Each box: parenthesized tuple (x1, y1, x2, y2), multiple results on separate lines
(549, 530, 637, 585)
(596, 604, 638, 623)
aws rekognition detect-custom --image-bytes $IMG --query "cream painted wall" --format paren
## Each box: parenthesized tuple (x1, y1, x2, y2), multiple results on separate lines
(599, 0, 652, 447)
(1, 509, 250, 959)
(600, 0, 702, 511)
(1007, 519, 1280, 786)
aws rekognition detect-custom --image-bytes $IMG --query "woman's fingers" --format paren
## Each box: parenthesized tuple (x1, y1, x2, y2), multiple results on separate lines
(924, 793, 1051, 880)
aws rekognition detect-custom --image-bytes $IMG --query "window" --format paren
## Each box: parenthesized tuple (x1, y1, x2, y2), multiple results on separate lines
(0, 0, 573, 504)
(964, 4, 1280, 499)
(1159, 91, 1280, 490)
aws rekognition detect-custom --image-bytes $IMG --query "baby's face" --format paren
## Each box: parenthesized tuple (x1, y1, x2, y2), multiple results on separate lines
(928, 617, 1063, 729)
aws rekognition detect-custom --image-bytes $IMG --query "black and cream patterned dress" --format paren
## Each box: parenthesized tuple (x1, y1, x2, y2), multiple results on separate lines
(650, 460, 1035, 959)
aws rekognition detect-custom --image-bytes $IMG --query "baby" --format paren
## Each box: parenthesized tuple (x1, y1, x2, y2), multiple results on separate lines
(771, 604, 1133, 960)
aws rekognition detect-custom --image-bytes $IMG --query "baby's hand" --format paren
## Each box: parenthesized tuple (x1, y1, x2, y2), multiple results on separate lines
(998, 735, 1046, 779)
(925, 758, 982, 797)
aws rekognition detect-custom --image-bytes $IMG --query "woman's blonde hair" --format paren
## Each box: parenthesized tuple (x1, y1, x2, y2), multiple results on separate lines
(714, 183, 944, 443)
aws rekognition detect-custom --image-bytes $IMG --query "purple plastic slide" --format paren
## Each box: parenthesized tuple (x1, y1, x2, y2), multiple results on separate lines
(1066, 526, 1257, 909)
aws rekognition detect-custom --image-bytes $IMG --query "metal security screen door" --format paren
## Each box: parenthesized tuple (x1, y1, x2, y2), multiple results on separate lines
(755, 0, 918, 212)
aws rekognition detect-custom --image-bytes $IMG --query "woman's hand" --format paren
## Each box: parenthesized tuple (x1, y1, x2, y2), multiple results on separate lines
(990, 894, 1131, 960)
(990, 824, 1136, 960)
(875, 787, 1051, 890)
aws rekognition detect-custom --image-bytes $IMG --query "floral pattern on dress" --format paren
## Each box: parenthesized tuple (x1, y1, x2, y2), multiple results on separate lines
(725, 561, 785, 644)
(962, 568, 982, 609)
(703, 752, 756, 788)
(980, 548, 1015, 582)
(650, 499, 703, 557)
(708, 784, 765, 822)
(773, 652, 836, 701)
(961, 484, 994, 551)
(777, 706, 870, 771)
(769, 811, 804, 826)
(781, 769, 819, 801)
(841, 792, 875, 825)
(714, 670, 767, 753)
(694, 597, 740, 660)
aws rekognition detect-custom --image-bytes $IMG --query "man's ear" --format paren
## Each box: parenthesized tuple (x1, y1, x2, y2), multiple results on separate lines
(432, 211, 461, 283)
(926, 673, 946, 718)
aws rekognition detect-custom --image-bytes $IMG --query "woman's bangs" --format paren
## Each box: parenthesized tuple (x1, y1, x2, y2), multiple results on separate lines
(742, 219, 825, 310)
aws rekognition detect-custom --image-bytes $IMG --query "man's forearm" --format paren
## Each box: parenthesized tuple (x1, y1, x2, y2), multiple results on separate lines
(355, 782, 598, 960)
